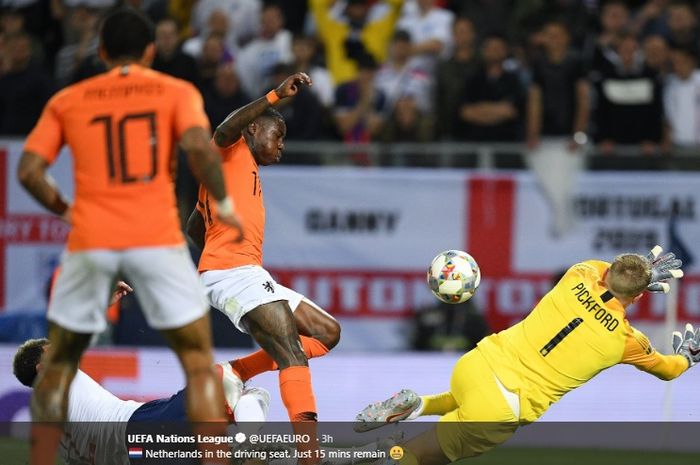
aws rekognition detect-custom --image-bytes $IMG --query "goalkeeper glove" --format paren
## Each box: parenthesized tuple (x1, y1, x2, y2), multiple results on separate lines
(645, 245, 684, 293)
(672, 323, 700, 367)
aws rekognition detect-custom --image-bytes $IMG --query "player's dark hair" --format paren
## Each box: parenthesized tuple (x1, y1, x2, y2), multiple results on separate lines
(257, 106, 285, 126)
(13, 338, 49, 387)
(609, 254, 652, 298)
(100, 8, 154, 61)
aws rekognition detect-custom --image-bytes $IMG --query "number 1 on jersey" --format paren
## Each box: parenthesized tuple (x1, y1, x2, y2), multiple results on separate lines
(540, 318, 583, 357)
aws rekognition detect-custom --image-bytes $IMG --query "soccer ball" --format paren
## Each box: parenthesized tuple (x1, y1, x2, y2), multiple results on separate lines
(427, 250, 481, 304)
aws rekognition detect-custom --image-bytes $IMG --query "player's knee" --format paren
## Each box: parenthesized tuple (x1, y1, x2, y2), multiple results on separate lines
(318, 319, 341, 350)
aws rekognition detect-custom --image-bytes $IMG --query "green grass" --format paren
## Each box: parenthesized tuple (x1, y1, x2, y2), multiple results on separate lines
(463, 447, 699, 465)
(0, 438, 65, 465)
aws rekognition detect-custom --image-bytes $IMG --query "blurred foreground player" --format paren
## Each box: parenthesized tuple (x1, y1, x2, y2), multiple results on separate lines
(13, 338, 270, 465)
(18, 8, 243, 465)
(356, 246, 697, 464)
(186, 72, 341, 464)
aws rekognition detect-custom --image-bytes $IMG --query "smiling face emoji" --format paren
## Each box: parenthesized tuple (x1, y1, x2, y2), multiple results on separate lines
(389, 446, 404, 460)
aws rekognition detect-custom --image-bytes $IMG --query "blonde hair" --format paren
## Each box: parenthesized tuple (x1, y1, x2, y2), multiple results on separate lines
(608, 254, 652, 298)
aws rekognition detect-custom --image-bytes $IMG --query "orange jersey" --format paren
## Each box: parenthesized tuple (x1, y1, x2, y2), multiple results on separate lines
(24, 64, 210, 251)
(197, 137, 265, 272)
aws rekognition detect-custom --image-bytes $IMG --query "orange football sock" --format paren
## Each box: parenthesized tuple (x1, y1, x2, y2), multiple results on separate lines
(231, 336, 329, 381)
(280, 366, 319, 465)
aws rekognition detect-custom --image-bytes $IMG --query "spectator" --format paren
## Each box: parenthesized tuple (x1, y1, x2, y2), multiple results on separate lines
(397, 0, 454, 73)
(54, 5, 101, 87)
(167, 0, 197, 40)
(291, 34, 334, 107)
(664, 1, 698, 53)
(643, 34, 671, 76)
(630, 0, 669, 38)
(527, 20, 589, 151)
(458, 35, 525, 142)
(379, 94, 434, 145)
(270, 63, 328, 144)
(310, 0, 402, 86)
(374, 30, 432, 117)
(435, 16, 478, 140)
(190, 0, 261, 51)
(0, 32, 53, 135)
(664, 45, 700, 148)
(526, 21, 589, 237)
(593, 33, 664, 155)
(152, 18, 199, 84)
(0, 7, 45, 67)
(236, 3, 293, 97)
(197, 34, 232, 91)
(589, 0, 630, 74)
(182, 9, 234, 59)
(202, 63, 250, 128)
(333, 54, 385, 143)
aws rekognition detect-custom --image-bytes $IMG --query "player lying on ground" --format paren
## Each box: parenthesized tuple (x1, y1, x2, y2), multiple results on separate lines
(13, 337, 270, 465)
(18, 8, 243, 465)
(186, 72, 341, 463)
(355, 246, 697, 465)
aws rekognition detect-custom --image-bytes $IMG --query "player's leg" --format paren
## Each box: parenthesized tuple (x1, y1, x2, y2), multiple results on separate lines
(121, 246, 228, 464)
(31, 250, 117, 465)
(230, 295, 340, 381)
(241, 301, 321, 465)
(400, 350, 519, 465)
(31, 324, 92, 465)
(355, 390, 457, 431)
(160, 315, 226, 422)
(241, 301, 316, 419)
(294, 298, 341, 350)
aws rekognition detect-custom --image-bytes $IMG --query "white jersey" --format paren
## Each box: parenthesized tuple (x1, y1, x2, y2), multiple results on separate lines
(60, 370, 143, 465)
(397, 7, 454, 72)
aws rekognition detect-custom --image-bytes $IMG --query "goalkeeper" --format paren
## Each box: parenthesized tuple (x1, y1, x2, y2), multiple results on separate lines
(355, 246, 698, 464)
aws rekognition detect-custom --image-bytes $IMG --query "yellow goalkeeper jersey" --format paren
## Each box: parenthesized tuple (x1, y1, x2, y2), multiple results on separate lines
(477, 260, 689, 422)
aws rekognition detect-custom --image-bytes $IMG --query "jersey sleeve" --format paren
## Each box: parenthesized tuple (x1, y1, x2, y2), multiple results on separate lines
(24, 97, 64, 164)
(621, 326, 689, 380)
(173, 82, 210, 138)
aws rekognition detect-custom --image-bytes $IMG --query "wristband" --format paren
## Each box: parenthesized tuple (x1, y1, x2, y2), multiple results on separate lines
(216, 197, 235, 217)
(266, 90, 280, 105)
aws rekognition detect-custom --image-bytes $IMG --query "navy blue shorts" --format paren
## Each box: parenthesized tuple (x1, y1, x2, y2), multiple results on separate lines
(126, 390, 198, 464)
(129, 389, 187, 422)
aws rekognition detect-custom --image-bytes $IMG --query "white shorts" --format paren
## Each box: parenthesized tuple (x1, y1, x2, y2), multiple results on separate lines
(201, 265, 303, 333)
(48, 246, 208, 333)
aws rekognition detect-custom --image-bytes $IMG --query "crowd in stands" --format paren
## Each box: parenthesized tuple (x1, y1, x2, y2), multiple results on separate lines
(2, 0, 700, 158)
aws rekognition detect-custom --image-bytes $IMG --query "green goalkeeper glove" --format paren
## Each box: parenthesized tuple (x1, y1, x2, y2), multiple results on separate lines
(672, 323, 700, 367)
(646, 245, 684, 293)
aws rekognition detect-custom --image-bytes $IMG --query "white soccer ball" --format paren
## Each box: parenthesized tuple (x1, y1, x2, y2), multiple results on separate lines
(427, 250, 481, 304)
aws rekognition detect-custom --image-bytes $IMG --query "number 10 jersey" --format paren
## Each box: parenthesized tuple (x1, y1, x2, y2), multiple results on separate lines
(24, 64, 210, 251)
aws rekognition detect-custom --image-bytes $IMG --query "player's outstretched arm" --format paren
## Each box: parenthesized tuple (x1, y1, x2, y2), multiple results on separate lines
(185, 208, 206, 251)
(213, 72, 312, 148)
(17, 152, 71, 222)
(622, 327, 690, 381)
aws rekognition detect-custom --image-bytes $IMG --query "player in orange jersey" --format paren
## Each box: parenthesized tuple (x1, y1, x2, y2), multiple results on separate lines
(17, 8, 243, 465)
(186, 72, 341, 464)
